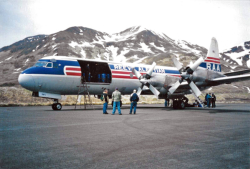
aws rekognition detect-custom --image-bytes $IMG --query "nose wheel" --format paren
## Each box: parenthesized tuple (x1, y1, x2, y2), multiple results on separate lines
(52, 103, 62, 110)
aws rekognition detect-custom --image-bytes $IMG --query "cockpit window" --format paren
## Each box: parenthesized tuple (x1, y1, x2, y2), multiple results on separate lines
(46, 62, 52, 68)
(33, 61, 48, 67)
(33, 61, 53, 68)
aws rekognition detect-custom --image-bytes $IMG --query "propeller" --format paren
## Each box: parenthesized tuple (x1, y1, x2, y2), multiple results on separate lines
(132, 62, 160, 96)
(168, 56, 204, 96)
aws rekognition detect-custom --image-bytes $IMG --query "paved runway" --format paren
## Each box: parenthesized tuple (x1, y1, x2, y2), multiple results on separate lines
(1, 104, 250, 169)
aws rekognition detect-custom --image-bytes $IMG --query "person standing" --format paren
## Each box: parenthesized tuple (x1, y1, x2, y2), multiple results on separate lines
(102, 89, 109, 114)
(205, 93, 208, 106)
(211, 93, 216, 108)
(130, 89, 139, 114)
(207, 93, 211, 108)
(165, 99, 169, 107)
(112, 87, 122, 115)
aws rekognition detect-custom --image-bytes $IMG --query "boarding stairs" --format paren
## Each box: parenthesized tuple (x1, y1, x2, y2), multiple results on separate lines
(75, 82, 94, 110)
(190, 90, 205, 108)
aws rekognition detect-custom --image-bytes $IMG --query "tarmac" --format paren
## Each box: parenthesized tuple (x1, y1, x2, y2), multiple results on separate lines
(1, 104, 250, 169)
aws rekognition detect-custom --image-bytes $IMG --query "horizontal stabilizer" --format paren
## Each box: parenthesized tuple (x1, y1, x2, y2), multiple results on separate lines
(211, 74, 250, 85)
(223, 69, 250, 76)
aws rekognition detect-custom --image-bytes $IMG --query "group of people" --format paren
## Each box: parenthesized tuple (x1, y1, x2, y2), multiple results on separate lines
(101, 88, 139, 115)
(205, 93, 216, 108)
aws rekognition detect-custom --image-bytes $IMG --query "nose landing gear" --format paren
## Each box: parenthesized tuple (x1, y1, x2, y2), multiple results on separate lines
(52, 99, 62, 110)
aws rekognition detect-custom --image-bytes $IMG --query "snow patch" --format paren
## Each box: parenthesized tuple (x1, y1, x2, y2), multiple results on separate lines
(69, 41, 94, 48)
(150, 42, 165, 52)
(52, 37, 56, 41)
(53, 53, 57, 56)
(230, 66, 237, 69)
(133, 56, 149, 64)
(232, 85, 238, 88)
(80, 49, 86, 58)
(243, 86, 250, 93)
(14, 68, 21, 71)
(52, 44, 57, 49)
(208, 87, 212, 90)
(139, 42, 153, 53)
(5, 56, 12, 60)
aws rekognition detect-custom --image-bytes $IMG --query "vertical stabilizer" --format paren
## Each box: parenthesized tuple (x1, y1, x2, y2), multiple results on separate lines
(199, 37, 221, 72)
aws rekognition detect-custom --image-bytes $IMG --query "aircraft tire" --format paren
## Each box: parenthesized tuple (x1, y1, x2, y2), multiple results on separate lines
(55, 103, 62, 110)
(52, 103, 62, 110)
(52, 103, 56, 110)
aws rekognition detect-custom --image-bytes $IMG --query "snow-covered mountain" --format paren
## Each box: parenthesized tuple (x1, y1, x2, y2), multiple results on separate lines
(0, 26, 248, 86)
(221, 41, 250, 67)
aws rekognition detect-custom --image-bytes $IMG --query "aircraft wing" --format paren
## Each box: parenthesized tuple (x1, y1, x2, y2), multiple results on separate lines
(223, 69, 250, 76)
(210, 74, 250, 85)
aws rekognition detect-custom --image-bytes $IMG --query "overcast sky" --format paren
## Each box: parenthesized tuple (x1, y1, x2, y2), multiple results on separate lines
(0, 0, 249, 50)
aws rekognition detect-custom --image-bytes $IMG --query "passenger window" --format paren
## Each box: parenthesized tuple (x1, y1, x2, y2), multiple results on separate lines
(46, 62, 53, 68)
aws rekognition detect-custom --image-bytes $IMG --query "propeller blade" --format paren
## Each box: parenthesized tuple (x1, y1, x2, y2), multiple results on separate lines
(132, 68, 142, 79)
(137, 87, 142, 96)
(189, 57, 204, 72)
(145, 62, 156, 78)
(149, 84, 160, 96)
(171, 56, 183, 72)
(168, 80, 181, 94)
(189, 81, 202, 96)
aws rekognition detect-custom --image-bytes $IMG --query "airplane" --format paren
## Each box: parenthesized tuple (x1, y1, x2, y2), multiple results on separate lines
(18, 37, 250, 110)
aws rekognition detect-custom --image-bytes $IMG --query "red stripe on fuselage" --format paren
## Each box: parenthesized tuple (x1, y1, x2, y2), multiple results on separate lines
(206, 57, 220, 61)
(66, 72, 81, 76)
(66, 67, 81, 71)
(204, 59, 220, 64)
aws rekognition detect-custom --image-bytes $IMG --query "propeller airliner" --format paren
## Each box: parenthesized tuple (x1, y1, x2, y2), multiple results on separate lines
(18, 38, 250, 110)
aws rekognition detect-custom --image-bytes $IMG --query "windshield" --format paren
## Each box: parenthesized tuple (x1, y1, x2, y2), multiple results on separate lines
(33, 61, 48, 67)
(33, 61, 53, 68)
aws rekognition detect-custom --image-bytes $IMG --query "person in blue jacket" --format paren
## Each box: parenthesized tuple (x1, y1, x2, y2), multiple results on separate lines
(206, 93, 211, 108)
(129, 89, 139, 114)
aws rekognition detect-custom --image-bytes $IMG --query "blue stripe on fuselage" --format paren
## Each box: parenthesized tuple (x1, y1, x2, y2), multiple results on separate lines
(21, 59, 80, 75)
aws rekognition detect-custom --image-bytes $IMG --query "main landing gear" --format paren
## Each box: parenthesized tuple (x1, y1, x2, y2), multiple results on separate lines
(52, 99, 62, 110)
(172, 97, 188, 109)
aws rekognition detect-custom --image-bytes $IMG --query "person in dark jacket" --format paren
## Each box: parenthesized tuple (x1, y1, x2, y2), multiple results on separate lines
(130, 89, 139, 114)
(102, 89, 109, 114)
(211, 93, 216, 108)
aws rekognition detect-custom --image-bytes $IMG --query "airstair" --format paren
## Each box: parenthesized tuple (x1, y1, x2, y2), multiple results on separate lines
(190, 90, 205, 108)
(75, 82, 94, 110)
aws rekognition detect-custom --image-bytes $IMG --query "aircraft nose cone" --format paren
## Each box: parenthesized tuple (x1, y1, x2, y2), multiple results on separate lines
(18, 74, 35, 91)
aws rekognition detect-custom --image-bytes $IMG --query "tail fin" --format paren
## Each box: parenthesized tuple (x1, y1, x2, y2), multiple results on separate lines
(199, 37, 221, 72)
